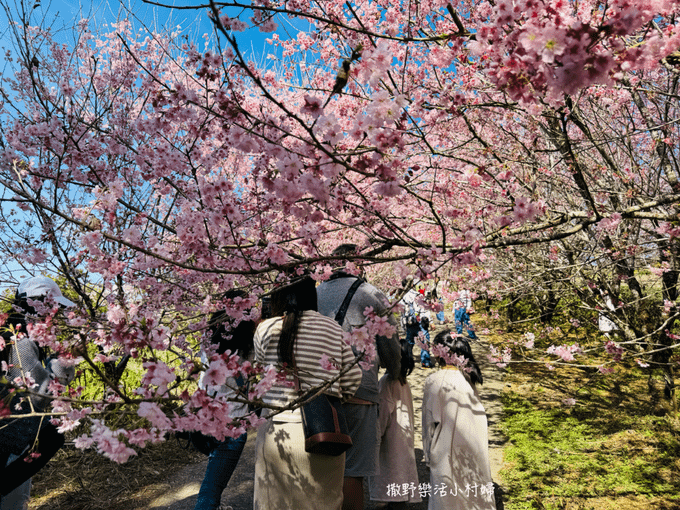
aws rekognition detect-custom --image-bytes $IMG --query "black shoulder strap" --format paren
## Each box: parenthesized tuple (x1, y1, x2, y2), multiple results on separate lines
(334, 278, 364, 326)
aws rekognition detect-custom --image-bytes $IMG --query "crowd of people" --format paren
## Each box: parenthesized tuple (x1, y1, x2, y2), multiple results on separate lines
(0, 265, 497, 510)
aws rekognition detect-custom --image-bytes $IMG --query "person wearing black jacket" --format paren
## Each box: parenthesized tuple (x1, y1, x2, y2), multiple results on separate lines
(0, 277, 76, 509)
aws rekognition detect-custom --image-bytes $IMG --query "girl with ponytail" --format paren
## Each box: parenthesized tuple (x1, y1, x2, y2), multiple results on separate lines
(253, 276, 362, 510)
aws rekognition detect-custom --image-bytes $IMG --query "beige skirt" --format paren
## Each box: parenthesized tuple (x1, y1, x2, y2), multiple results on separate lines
(254, 417, 345, 510)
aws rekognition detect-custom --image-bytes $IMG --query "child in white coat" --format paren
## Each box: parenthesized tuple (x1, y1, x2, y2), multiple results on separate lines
(368, 343, 422, 509)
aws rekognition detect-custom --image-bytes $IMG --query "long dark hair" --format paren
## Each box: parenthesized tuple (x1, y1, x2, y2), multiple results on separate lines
(400, 341, 415, 379)
(269, 276, 318, 367)
(207, 290, 256, 359)
(433, 330, 483, 386)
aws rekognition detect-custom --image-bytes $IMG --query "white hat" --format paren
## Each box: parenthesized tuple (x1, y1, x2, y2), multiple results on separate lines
(17, 276, 76, 308)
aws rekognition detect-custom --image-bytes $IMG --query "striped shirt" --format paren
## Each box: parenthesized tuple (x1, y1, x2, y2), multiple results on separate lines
(254, 310, 362, 421)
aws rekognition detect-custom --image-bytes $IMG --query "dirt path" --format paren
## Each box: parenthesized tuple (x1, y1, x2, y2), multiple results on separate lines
(141, 325, 507, 509)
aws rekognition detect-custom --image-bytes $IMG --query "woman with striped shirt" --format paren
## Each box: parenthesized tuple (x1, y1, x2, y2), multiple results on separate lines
(253, 276, 362, 510)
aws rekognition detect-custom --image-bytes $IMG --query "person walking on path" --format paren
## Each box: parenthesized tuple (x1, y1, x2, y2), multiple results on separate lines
(1, 276, 78, 510)
(317, 245, 402, 510)
(453, 298, 477, 340)
(253, 276, 362, 510)
(400, 278, 422, 357)
(422, 331, 495, 510)
(368, 342, 421, 509)
(419, 313, 435, 368)
(194, 290, 257, 510)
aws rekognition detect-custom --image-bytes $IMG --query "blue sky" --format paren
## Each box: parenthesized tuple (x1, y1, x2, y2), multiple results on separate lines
(0, 1, 208, 39)
(0, 1, 213, 292)
(0, 0, 283, 61)
(0, 1, 297, 294)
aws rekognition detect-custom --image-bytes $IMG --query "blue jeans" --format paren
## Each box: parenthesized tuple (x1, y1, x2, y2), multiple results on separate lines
(420, 348, 432, 367)
(454, 309, 477, 339)
(194, 432, 247, 510)
(420, 328, 432, 366)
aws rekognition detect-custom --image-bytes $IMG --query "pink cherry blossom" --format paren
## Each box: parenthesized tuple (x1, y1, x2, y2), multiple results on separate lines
(140, 362, 176, 396)
(547, 343, 583, 362)
(0, 0, 677, 463)
(138, 402, 173, 430)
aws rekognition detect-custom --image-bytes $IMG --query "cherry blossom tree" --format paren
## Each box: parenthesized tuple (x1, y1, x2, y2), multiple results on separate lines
(1, 0, 680, 460)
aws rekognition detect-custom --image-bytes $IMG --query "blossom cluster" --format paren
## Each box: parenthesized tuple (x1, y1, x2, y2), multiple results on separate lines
(1, 0, 678, 462)
(547, 343, 583, 362)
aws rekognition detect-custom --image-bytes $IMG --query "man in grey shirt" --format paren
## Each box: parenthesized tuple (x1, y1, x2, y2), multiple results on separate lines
(316, 245, 402, 510)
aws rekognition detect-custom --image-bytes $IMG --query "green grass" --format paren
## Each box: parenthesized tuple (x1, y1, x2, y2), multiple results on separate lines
(499, 369, 680, 510)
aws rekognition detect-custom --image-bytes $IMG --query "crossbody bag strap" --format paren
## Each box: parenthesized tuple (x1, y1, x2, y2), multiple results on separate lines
(334, 277, 364, 326)
(294, 277, 364, 395)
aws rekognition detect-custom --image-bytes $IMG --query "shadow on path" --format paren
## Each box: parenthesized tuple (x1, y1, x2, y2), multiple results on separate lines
(145, 435, 256, 510)
(141, 327, 507, 509)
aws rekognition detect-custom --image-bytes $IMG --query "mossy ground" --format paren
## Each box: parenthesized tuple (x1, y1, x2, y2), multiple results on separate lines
(491, 332, 680, 509)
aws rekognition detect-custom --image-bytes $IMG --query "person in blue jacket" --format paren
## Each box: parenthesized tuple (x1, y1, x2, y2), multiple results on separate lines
(454, 301, 477, 340)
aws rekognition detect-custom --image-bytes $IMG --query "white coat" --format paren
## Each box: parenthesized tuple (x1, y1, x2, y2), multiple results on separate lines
(368, 375, 422, 503)
(422, 368, 496, 510)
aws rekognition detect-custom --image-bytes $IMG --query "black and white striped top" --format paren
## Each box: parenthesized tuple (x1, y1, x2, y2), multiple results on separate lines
(254, 310, 362, 421)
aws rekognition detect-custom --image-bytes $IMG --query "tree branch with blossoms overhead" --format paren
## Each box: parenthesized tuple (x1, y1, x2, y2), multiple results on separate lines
(2, 0, 680, 460)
